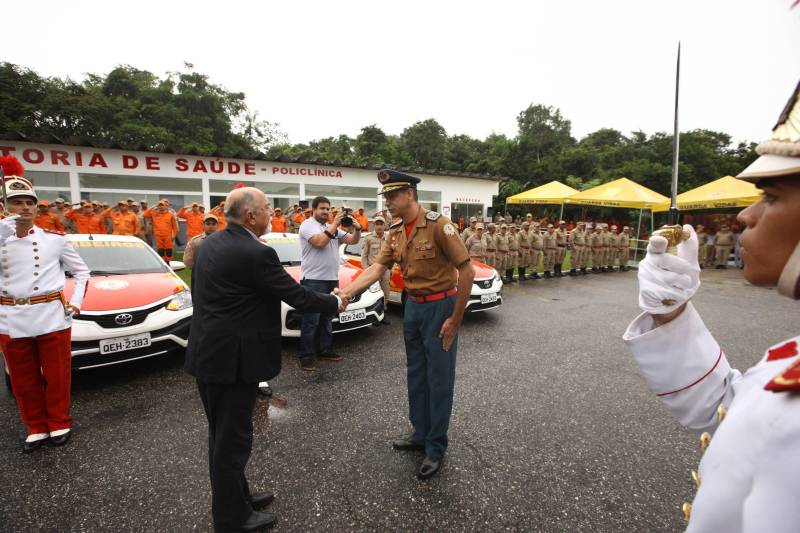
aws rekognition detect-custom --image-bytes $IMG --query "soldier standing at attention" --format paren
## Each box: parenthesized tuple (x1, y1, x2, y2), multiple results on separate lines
(506, 225, 521, 282)
(0, 157, 90, 453)
(465, 222, 489, 263)
(182, 213, 219, 268)
(528, 222, 543, 279)
(177, 203, 205, 240)
(338, 169, 474, 481)
(715, 224, 734, 268)
(570, 221, 587, 275)
(619, 226, 631, 271)
(101, 201, 140, 236)
(494, 224, 510, 281)
(270, 207, 288, 233)
(695, 224, 708, 268)
(33, 201, 65, 233)
(588, 224, 601, 272)
(485, 223, 497, 269)
(542, 223, 558, 278)
(65, 202, 106, 234)
(608, 225, 621, 271)
(554, 220, 568, 277)
(144, 200, 180, 262)
(518, 221, 532, 281)
(360, 215, 391, 326)
(598, 224, 611, 272)
(461, 216, 477, 242)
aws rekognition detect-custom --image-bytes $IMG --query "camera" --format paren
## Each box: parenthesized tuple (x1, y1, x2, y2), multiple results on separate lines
(341, 207, 354, 227)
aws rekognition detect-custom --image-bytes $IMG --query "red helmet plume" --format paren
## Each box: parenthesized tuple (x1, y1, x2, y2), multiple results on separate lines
(0, 155, 25, 179)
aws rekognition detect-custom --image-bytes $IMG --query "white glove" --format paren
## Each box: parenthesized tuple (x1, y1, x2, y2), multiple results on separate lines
(0, 215, 19, 242)
(638, 224, 701, 314)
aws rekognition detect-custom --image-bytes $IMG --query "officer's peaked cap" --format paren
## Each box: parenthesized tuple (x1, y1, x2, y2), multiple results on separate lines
(377, 169, 421, 195)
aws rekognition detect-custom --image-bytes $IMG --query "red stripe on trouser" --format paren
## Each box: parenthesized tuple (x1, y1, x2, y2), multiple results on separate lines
(0, 328, 73, 435)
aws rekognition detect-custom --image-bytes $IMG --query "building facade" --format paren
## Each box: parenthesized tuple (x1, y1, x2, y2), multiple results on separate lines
(0, 142, 499, 227)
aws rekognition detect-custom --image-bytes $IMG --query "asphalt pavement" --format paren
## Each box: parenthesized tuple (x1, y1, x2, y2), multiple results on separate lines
(0, 267, 794, 532)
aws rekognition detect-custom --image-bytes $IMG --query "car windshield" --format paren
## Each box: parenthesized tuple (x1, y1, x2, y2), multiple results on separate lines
(264, 236, 302, 266)
(70, 240, 169, 275)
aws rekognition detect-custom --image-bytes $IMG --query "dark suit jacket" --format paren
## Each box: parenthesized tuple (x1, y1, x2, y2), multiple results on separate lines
(185, 223, 338, 383)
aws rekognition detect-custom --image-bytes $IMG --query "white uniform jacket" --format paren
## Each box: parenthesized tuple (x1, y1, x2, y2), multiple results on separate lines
(623, 302, 800, 532)
(0, 226, 90, 338)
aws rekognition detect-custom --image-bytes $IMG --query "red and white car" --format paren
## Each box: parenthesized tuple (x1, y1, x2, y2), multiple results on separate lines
(263, 233, 385, 336)
(341, 234, 503, 312)
(63, 234, 192, 370)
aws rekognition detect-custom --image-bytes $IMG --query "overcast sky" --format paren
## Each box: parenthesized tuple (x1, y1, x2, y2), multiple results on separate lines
(4, 1, 799, 146)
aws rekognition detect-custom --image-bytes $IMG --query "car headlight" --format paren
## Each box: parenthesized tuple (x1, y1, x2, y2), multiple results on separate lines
(166, 289, 193, 311)
(368, 282, 381, 293)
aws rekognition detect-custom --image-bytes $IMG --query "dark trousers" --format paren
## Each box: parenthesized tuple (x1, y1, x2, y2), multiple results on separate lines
(403, 295, 458, 460)
(299, 279, 339, 358)
(197, 380, 258, 529)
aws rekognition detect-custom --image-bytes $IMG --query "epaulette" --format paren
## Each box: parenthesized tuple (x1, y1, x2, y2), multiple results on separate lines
(389, 219, 403, 229)
(764, 358, 800, 393)
(426, 211, 441, 221)
(43, 229, 66, 236)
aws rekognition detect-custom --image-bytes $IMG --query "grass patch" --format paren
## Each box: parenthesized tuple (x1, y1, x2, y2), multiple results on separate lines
(173, 251, 192, 287)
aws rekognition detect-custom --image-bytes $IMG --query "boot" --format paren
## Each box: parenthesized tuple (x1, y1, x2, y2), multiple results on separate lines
(581, 267, 588, 275)
(518, 267, 527, 281)
(569, 268, 578, 276)
(531, 271, 541, 279)
(544, 271, 552, 279)
(556, 264, 565, 277)
(506, 269, 515, 282)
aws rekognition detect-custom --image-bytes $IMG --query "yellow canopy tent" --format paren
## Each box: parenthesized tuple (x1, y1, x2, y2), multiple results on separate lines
(652, 175, 762, 212)
(565, 177, 670, 263)
(505, 181, 579, 219)
(565, 177, 669, 209)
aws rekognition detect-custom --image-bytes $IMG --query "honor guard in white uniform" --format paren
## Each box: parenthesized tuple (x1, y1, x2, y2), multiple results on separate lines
(622, 81, 800, 532)
(0, 156, 89, 453)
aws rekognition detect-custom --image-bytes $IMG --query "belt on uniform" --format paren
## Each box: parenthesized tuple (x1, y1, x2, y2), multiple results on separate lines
(0, 290, 65, 306)
(520, 246, 531, 249)
(557, 245, 566, 248)
(486, 249, 496, 252)
(408, 288, 457, 304)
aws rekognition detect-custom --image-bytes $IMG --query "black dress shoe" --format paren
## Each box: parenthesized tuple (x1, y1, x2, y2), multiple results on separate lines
(22, 438, 47, 454)
(391, 437, 425, 452)
(257, 385, 273, 398)
(250, 491, 275, 510)
(49, 431, 71, 447)
(318, 352, 343, 362)
(417, 456, 442, 480)
(216, 510, 276, 532)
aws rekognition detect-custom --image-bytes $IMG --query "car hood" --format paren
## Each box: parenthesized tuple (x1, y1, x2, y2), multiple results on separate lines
(284, 263, 363, 286)
(471, 260, 496, 279)
(65, 272, 187, 312)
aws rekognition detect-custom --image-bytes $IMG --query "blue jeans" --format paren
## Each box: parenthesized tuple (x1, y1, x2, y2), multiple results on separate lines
(299, 279, 339, 358)
(403, 294, 458, 460)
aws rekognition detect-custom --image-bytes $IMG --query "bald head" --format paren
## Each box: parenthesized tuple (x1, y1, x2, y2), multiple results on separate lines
(225, 187, 272, 235)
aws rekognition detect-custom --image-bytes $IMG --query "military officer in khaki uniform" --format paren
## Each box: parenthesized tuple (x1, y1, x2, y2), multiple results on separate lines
(542, 224, 558, 278)
(464, 223, 489, 263)
(518, 221, 533, 281)
(608, 225, 620, 271)
(570, 221, 588, 275)
(182, 214, 219, 268)
(588, 224, 601, 272)
(361, 215, 391, 325)
(339, 169, 474, 481)
(485, 223, 497, 269)
(461, 216, 477, 242)
(506, 225, 521, 282)
(554, 220, 568, 277)
(618, 226, 631, 271)
(695, 224, 708, 267)
(714, 224, 734, 268)
(494, 224, 511, 281)
(528, 222, 543, 279)
(597, 224, 610, 272)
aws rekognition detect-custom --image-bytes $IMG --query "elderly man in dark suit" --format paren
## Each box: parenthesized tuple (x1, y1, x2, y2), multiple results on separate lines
(185, 187, 345, 532)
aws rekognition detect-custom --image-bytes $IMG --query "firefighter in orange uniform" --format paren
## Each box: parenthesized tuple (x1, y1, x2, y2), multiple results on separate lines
(0, 156, 90, 453)
(100, 201, 140, 236)
(356, 207, 370, 232)
(270, 207, 288, 232)
(210, 201, 227, 230)
(177, 202, 205, 240)
(65, 202, 106, 234)
(33, 201, 65, 232)
(144, 200, 179, 262)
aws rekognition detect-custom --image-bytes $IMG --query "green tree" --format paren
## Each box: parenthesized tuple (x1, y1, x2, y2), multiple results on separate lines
(401, 118, 448, 168)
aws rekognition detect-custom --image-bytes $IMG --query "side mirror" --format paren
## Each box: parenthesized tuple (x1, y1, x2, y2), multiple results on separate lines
(169, 260, 186, 271)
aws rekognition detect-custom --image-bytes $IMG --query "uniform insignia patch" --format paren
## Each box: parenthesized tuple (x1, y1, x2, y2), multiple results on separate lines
(764, 359, 800, 392)
(426, 211, 441, 221)
(443, 224, 456, 237)
(390, 219, 403, 229)
(766, 340, 798, 362)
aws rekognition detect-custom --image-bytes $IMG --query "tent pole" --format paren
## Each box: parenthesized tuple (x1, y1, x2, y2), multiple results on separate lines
(559, 203, 564, 221)
(634, 207, 643, 263)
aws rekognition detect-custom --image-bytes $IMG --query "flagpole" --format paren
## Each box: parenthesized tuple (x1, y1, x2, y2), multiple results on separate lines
(668, 42, 681, 225)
